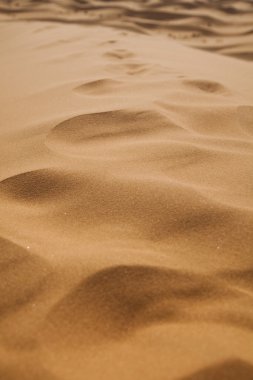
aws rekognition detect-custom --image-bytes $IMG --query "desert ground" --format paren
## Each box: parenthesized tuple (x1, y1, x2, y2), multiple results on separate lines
(0, 1, 253, 379)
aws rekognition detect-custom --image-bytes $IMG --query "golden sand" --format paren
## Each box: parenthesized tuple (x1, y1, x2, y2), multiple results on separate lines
(0, 1, 253, 379)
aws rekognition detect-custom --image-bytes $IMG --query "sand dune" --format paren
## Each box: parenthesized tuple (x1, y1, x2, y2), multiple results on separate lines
(45, 264, 253, 346)
(0, 2, 253, 379)
(0, 0, 253, 60)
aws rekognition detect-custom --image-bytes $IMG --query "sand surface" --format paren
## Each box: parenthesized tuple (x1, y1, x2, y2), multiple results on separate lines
(0, 1, 253, 379)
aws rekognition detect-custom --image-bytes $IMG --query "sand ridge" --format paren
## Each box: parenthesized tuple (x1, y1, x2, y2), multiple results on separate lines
(1, 0, 253, 60)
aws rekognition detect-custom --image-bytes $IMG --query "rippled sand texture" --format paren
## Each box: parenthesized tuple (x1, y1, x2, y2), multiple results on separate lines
(1, 0, 253, 60)
(0, 4, 253, 380)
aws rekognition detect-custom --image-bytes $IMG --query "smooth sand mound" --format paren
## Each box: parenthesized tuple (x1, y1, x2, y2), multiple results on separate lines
(46, 109, 173, 150)
(182, 79, 232, 95)
(46, 265, 234, 344)
(0, 169, 81, 205)
(75, 79, 123, 95)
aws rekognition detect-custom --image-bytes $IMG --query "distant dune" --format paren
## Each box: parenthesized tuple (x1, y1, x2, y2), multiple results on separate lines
(1, 0, 253, 60)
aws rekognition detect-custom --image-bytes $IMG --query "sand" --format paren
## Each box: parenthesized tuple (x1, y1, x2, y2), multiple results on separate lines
(0, 1, 253, 379)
